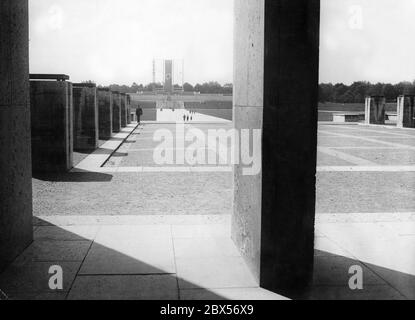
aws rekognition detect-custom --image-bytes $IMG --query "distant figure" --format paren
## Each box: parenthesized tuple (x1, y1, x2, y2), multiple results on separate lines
(136, 106, 143, 125)
(183, 114, 186, 122)
(187, 115, 189, 122)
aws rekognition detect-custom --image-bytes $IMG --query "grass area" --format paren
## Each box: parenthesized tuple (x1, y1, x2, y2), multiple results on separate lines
(129, 93, 232, 103)
(184, 101, 232, 109)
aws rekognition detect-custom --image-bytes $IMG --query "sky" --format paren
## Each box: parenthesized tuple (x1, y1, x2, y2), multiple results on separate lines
(320, 0, 415, 85)
(29, 0, 234, 86)
(29, 0, 415, 86)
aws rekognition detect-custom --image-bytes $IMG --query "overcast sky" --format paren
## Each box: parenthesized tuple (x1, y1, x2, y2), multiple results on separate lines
(29, 0, 233, 86)
(29, 0, 415, 86)
(320, 0, 415, 84)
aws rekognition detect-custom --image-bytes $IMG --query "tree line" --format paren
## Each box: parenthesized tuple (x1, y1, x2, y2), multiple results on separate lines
(100, 82, 233, 95)
(319, 81, 415, 103)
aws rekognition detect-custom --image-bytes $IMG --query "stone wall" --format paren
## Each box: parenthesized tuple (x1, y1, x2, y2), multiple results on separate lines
(30, 80, 73, 173)
(112, 92, 121, 133)
(397, 95, 414, 128)
(98, 89, 113, 140)
(73, 84, 99, 150)
(120, 94, 127, 128)
(365, 96, 386, 125)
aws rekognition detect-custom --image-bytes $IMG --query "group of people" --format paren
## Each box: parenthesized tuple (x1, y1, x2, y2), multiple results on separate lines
(183, 110, 196, 122)
(135, 105, 197, 123)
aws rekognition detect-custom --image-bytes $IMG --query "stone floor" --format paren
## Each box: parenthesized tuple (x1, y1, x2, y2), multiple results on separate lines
(1, 214, 413, 300)
(0, 216, 286, 300)
(1, 120, 415, 300)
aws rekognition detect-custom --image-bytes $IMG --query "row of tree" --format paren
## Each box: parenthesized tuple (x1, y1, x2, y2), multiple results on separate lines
(319, 81, 415, 103)
(101, 82, 233, 95)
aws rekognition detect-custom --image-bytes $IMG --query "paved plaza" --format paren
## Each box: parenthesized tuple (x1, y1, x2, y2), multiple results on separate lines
(1, 120, 414, 300)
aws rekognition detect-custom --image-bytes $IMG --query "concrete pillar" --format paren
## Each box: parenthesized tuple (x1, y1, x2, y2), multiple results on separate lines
(126, 94, 131, 124)
(97, 88, 113, 140)
(120, 93, 127, 128)
(365, 96, 386, 125)
(30, 76, 73, 173)
(73, 83, 99, 150)
(0, 0, 33, 271)
(397, 95, 415, 128)
(232, 0, 320, 296)
(112, 91, 121, 133)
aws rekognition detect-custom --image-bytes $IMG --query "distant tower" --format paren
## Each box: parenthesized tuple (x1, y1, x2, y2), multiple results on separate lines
(182, 59, 184, 90)
(152, 59, 156, 92)
(164, 60, 173, 94)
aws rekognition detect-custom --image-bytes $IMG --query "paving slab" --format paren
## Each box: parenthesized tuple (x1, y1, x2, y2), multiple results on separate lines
(68, 275, 178, 300)
(172, 224, 230, 238)
(180, 287, 288, 300)
(173, 237, 240, 259)
(34, 226, 100, 241)
(176, 256, 257, 289)
(80, 231, 175, 275)
(313, 256, 387, 286)
(303, 285, 405, 300)
(15, 240, 91, 262)
(0, 261, 80, 294)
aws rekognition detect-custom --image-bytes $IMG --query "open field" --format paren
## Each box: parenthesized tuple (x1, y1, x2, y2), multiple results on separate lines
(129, 99, 401, 123)
(130, 94, 233, 121)
(129, 93, 232, 103)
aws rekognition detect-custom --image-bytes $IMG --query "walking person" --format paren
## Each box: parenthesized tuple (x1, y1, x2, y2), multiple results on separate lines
(136, 105, 143, 125)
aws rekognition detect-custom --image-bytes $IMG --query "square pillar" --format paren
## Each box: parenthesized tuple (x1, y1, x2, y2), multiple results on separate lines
(365, 96, 386, 125)
(397, 95, 415, 128)
(0, 0, 33, 271)
(73, 83, 99, 150)
(126, 94, 131, 124)
(120, 93, 127, 127)
(112, 91, 121, 133)
(97, 88, 113, 140)
(30, 75, 73, 173)
(232, 0, 320, 296)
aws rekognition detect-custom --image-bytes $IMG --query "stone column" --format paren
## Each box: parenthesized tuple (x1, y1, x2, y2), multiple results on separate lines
(112, 91, 121, 133)
(232, 0, 320, 296)
(97, 88, 113, 140)
(126, 94, 131, 124)
(30, 76, 73, 173)
(365, 96, 386, 125)
(120, 93, 127, 127)
(397, 95, 415, 128)
(0, 0, 33, 270)
(73, 83, 99, 150)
